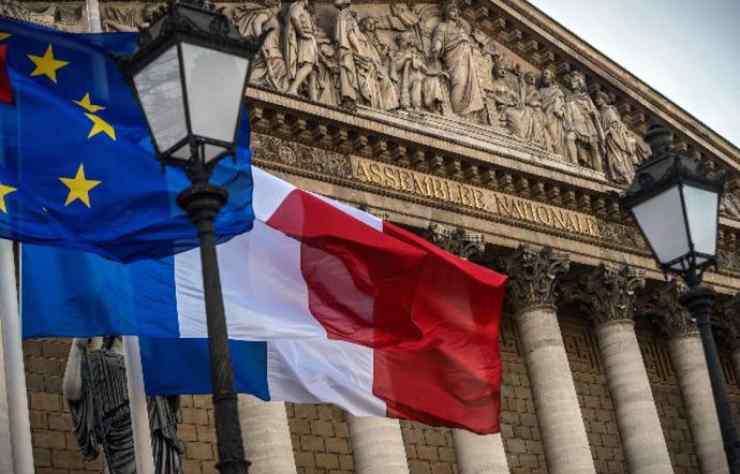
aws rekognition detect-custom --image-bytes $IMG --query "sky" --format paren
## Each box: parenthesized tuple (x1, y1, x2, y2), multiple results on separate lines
(528, 0, 740, 149)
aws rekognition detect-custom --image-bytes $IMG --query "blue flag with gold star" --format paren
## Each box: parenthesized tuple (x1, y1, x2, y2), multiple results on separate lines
(0, 17, 253, 261)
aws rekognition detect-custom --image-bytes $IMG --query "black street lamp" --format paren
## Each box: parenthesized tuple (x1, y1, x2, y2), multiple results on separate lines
(121, 1, 262, 473)
(621, 123, 740, 472)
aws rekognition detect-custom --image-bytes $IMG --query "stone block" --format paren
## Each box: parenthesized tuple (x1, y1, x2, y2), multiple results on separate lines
(417, 445, 439, 461)
(315, 453, 339, 469)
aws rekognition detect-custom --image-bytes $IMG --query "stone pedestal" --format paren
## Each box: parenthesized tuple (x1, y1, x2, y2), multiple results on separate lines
(670, 335, 729, 474)
(238, 395, 298, 474)
(453, 429, 509, 474)
(348, 416, 409, 474)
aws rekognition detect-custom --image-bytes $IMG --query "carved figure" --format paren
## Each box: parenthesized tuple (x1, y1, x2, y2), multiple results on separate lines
(517, 72, 549, 148)
(487, 57, 519, 131)
(564, 71, 605, 171)
(594, 91, 637, 184)
(0, 0, 31, 21)
(335, 1, 397, 110)
(102, 4, 160, 32)
(539, 69, 567, 155)
(63, 337, 183, 473)
(234, 1, 288, 91)
(284, 0, 319, 99)
(431, 1, 485, 119)
(391, 32, 447, 113)
(374, 2, 425, 48)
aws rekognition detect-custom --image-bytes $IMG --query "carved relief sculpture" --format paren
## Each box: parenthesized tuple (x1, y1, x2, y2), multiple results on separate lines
(431, 1, 485, 120)
(285, 0, 319, 99)
(335, 0, 397, 110)
(391, 31, 446, 113)
(517, 71, 549, 149)
(63, 337, 183, 473)
(564, 71, 605, 171)
(487, 57, 519, 131)
(594, 91, 638, 184)
(539, 68, 567, 156)
(233, 1, 288, 91)
(577, 264, 645, 325)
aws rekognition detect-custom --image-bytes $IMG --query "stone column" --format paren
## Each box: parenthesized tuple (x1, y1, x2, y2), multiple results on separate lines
(348, 416, 409, 474)
(717, 294, 740, 387)
(453, 430, 509, 474)
(653, 282, 729, 474)
(580, 265, 673, 474)
(500, 246, 596, 474)
(238, 395, 298, 474)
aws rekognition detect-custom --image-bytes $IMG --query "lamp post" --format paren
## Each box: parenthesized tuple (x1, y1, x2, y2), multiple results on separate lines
(621, 123, 740, 473)
(121, 1, 262, 472)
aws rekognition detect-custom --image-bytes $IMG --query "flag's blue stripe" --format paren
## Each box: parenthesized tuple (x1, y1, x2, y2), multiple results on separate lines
(139, 337, 270, 399)
(21, 243, 179, 338)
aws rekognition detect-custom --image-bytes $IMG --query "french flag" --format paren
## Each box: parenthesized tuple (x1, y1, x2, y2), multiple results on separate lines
(22, 168, 507, 434)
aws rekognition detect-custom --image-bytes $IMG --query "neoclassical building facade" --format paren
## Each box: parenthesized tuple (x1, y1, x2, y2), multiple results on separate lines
(4, 1, 740, 473)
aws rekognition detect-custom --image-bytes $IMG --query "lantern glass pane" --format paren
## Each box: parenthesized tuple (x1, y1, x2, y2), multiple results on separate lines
(632, 186, 690, 265)
(204, 144, 227, 163)
(133, 46, 188, 155)
(683, 184, 719, 258)
(181, 43, 248, 145)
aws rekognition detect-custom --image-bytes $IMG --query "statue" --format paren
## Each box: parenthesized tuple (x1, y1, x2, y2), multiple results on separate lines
(102, 4, 160, 32)
(487, 57, 519, 131)
(517, 71, 549, 148)
(335, 1, 397, 110)
(284, 0, 319, 99)
(234, 0, 288, 91)
(539, 68, 567, 156)
(564, 71, 605, 171)
(594, 91, 637, 184)
(431, 1, 485, 120)
(358, 17, 399, 111)
(391, 31, 447, 113)
(63, 337, 183, 473)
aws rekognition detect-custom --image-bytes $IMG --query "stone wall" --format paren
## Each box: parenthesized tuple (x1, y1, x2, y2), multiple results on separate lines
(21, 321, 740, 474)
(286, 402, 354, 474)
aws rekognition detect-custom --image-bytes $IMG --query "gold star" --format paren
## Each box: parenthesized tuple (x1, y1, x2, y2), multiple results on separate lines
(27, 44, 69, 83)
(0, 184, 16, 213)
(84, 113, 116, 140)
(74, 93, 106, 113)
(0, 33, 11, 41)
(59, 164, 101, 208)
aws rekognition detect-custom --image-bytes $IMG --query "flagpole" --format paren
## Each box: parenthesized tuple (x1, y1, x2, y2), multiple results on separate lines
(123, 337, 156, 474)
(0, 240, 34, 473)
(83, 4, 156, 472)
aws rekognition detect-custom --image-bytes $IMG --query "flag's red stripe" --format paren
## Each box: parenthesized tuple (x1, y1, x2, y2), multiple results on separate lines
(266, 189, 505, 433)
(0, 44, 13, 105)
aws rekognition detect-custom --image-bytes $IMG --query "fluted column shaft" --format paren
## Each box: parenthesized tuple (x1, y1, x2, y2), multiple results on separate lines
(596, 320, 673, 473)
(517, 304, 595, 474)
(670, 334, 729, 474)
(348, 416, 409, 474)
(501, 246, 595, 474)
(453, 430, 509, 474)
(238, 395, 298, 474)
(581, 264, 672, 473)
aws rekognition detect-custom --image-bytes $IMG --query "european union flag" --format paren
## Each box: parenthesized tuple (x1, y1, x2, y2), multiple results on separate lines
(0, 17, 254, 261)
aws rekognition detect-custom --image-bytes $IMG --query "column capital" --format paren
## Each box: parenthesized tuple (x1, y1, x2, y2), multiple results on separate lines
(578, 264, 645, 327)
(640, 280, 698, 339)
(499, 245, 570, 315)
(423, 223, 485, 260)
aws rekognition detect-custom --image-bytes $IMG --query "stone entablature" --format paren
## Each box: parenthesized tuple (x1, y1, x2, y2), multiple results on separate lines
(5, 0, 740, 288)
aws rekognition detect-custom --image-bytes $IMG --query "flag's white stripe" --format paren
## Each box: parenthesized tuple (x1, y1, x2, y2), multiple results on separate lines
(266, 339, 386, 417)
(252, 167, 295, 221)
(175, 221, 326, 340)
